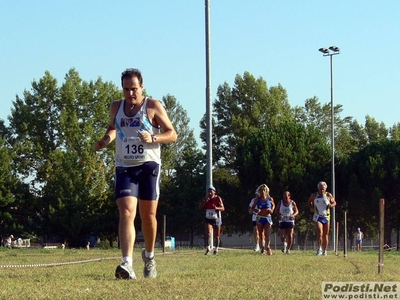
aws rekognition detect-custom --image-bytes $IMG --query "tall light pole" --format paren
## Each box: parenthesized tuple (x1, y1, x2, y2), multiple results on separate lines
(319, 46, 340, 253)
(204, 0, 213, 249)
(205, 0, 212, 189)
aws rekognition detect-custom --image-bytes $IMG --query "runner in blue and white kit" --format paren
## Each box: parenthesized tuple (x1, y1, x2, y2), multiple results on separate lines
(308, 181, 336, 256)
(355, 228, 364, 252)
(94, 68, 177, 279)
(251, 184, 275, 255)
(275, 191, 298, 254)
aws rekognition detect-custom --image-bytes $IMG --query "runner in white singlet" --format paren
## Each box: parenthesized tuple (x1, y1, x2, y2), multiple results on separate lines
(94, 68, 177, 279)
(308, 181, 336, 256)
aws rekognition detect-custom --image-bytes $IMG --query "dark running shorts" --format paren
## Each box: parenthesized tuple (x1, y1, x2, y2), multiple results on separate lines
(114, 161, 160, 200)
(317, 216, 329, 224)
(279, 222, 295, 229)
(205, 218, 222, 228)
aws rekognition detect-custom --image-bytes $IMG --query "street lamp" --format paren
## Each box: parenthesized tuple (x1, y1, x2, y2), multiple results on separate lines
(319, 46, 340, 253)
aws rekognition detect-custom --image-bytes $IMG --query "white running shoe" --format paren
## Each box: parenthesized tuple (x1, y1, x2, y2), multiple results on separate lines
(282, 242, 287, 253)
(254, 245, 260, 252)
(115, 261, 136, 280)
(323, 250, 328, 256)
(316, 249, 323, 256)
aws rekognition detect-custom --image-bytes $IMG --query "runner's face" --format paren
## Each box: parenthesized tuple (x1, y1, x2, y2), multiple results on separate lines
(283, 191, 290, 200)
(318, 185, 326, 194)
(122, 76, 143, 105)
(208, 189, 215, 197)
(260, 188, 267, 198)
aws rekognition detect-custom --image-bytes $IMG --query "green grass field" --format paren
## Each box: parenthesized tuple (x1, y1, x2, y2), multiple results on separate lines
(0, 247, 399, 300)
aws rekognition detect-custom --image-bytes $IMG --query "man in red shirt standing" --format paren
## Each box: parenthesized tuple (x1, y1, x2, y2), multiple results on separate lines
(199, 185, 225, 255)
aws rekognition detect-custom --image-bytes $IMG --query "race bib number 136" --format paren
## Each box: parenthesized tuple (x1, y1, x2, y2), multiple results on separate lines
(122, 137, 146, 160)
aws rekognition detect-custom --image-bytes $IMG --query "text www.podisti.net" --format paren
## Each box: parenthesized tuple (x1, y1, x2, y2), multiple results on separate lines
(322, 282, 399, 299)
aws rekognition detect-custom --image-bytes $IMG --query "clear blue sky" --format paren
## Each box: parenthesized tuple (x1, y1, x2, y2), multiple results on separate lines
(1, 1, 399, 143)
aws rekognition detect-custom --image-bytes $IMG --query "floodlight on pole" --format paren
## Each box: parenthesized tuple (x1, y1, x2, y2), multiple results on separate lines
(319, 48, 329, 54)
(319, 45, 340, 253)
(329, 46, 340, 53)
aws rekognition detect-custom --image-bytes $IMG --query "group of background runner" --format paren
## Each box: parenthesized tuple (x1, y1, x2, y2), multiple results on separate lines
(200, 181, 337, 256)
(248, 184, 298, 255)
(246, 181, 337, 256)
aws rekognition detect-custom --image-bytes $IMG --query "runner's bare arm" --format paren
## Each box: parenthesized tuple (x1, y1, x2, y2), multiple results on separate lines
(270, 197, 275, 214)
(94, 101, 119, 151)
(308, 193, 316, 213)
(216, 197, 225, 212)
(292, 201, 299, 218)
(149, 99, 177, 143)
(327, 193, 337, 208)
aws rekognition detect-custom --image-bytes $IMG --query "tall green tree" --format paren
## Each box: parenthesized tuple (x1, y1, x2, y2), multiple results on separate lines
(236, 122, 330, 195)
(0, 118, 38, 239)
(200, 72, 293, 170)
(364, 115, 388, 142)
(340, 140, 400, 245)
(389, 123, 400, 141)
(8, 68, 121, 245)
(160, 94, 196, 178)
(0, 134, 25, 237)
(294, 96, 354, 158)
